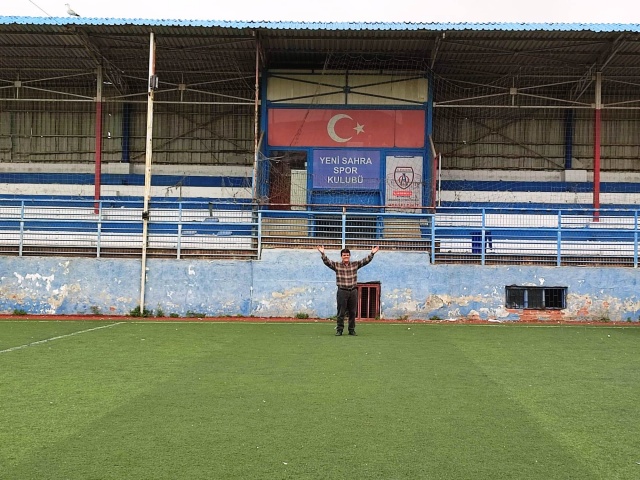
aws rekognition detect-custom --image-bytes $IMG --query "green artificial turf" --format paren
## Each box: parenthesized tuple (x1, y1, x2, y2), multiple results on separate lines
(1, 321, 639, 479)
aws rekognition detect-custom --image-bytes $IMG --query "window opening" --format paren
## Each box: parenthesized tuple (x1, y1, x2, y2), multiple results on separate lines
(357, 282, 381, 320)
(505, 286, 566, 309)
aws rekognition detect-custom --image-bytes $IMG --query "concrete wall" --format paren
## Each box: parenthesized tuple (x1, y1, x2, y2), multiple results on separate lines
(1, 250, 639, 322)
(0, 163, 253, 199)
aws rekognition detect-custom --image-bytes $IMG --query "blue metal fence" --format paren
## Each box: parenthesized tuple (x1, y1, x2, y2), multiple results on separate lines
(0, 199, 638, 266)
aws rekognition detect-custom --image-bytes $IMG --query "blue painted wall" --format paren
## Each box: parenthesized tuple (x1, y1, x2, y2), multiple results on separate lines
(1, 251, 639, 321)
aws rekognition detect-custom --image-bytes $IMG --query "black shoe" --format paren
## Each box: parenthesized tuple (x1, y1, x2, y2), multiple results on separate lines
(335, 331, 343, 336)
(348, 331, 357, 336)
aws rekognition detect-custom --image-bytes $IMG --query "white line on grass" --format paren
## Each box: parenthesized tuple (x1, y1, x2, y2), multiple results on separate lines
(0, 322, 122, 354)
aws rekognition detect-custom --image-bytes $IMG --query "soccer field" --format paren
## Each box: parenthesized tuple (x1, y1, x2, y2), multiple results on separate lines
(1, 320, 639, 479)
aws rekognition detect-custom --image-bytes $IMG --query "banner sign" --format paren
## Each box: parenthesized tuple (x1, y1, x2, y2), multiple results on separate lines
(268, 109, 425, 148)
(385, 155, 423, 211)
(313, 150, 380, 190)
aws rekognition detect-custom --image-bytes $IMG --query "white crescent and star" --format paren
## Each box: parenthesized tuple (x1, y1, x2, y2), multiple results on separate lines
(327, 114, 365, 143)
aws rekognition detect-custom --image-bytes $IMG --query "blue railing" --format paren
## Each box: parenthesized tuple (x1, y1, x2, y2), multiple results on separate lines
(0, 200, 639, 266)
(430, 207, 639, 266)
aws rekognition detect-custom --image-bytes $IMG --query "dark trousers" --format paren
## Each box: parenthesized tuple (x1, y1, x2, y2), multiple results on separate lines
(336, 288, 358, 333)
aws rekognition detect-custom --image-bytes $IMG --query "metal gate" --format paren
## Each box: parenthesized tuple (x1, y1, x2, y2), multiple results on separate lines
(357, 282, 381, 320)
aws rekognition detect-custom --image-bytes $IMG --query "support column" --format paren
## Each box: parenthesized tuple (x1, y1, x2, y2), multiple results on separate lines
(564, 109, 574, 170)
(140, 32, 156, 313)
(593, 71, 602, 216)
(122, 103, 131, 162)
(251, 34, 260, 202)
(95, 65, 103, 205)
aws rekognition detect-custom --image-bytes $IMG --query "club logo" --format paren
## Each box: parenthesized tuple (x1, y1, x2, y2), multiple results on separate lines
(394, 166, 414, 189)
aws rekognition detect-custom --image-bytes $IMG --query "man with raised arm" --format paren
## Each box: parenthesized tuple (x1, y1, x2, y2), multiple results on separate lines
(317, 245, 379, 336)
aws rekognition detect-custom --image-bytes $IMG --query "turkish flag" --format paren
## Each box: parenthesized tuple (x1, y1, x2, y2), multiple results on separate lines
(268, 109, 424, 148)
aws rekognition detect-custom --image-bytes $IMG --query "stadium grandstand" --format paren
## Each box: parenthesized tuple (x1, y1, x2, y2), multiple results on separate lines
(2, 16, 640, 320)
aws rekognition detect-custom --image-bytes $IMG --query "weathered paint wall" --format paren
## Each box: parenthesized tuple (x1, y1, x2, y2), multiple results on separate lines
(0, 257, 139, 315)
(1, 250, 639, 321)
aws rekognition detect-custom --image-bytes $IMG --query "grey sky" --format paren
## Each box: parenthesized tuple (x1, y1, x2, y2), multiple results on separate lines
(3, 0, 640, 23)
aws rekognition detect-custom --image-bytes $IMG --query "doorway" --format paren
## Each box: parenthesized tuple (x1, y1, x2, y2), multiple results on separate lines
(268, 150, 307, 210)
(357, 282, 381, 320)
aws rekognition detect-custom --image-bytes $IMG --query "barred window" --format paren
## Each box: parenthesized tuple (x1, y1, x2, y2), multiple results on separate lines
(505, 286, 567, 309)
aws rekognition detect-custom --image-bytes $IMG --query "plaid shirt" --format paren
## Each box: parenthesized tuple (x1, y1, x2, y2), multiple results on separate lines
(321, 252, 375, 290)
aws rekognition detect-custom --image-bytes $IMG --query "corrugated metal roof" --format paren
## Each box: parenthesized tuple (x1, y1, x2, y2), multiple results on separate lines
(1, 16, 640, 33)
(2, 15, 640, 107)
